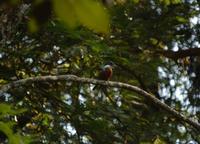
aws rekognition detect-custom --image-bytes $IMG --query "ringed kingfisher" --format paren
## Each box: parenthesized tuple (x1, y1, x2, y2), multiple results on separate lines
(93, 61, 115, 90)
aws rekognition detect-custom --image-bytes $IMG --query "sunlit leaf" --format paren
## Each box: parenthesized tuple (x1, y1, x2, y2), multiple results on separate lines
(0, 79, 7, 84)
(176, 16, 187, 23)
(28, 18, 38, 33)
(53, 0, 77, 28)
(53, 0, 109, 33)
(153, 136, 166, 144)
(150, 38, 158, 45)
(74, 0, 110, 33)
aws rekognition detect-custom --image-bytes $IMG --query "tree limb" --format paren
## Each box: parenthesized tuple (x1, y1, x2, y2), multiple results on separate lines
(0, 74, 199, 131)
(156, 48, 200, 60)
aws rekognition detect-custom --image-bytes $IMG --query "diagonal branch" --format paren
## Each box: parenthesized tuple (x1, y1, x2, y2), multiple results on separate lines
(0, 74, 199, 131)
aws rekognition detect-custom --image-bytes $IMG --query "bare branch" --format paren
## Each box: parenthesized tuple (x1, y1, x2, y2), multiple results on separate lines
(156, 48, 200, 60)
(0, 74, 199, 131)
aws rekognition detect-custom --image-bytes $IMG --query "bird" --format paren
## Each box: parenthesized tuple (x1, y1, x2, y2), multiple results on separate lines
(93, 61, 115, 90)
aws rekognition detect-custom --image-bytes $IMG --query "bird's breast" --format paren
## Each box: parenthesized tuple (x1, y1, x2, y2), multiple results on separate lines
(104, 68, 112, 80)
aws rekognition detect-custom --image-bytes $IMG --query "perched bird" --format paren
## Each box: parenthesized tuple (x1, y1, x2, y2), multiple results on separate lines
(93, 61, 115, 90)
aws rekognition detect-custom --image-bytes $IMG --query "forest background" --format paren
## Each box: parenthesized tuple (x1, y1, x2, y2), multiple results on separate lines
(0, 0, 200, 143)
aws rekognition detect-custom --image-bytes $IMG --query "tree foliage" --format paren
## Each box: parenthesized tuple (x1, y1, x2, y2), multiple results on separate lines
(0, 0, 200, 143)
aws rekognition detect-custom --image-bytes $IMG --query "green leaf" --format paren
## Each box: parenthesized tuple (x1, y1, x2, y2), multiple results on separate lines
(75, 0, 109, 33)
(171, 0, 181, 4)
(132, 0, 139, 4)
(28, 18, 38, 33)
(0, 103, 12, 114)
(153, 136, 166, 144)
(150, 38, 158, 45)
(53, 0, 77, 28)
(0, 110, 33, 144)
(160, 0, 170, 6)
(0, 79, 8, 84)
(10, 0, 20, 5)
(53, 0, 109, 33)
(0, 103, 27, 117)
(176, 16, 187, 23)
(0, 104, 30, 143)
(0, 122, 23, 144)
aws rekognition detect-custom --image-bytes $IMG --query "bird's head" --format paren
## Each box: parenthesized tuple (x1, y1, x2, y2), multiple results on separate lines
(104, 61, 116, 68)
